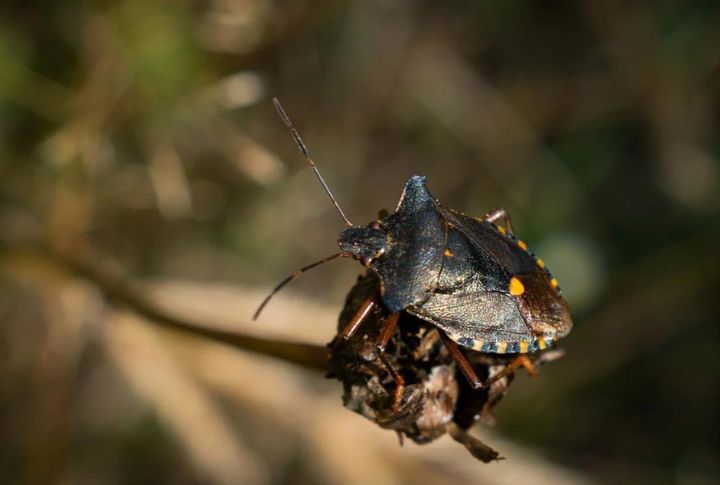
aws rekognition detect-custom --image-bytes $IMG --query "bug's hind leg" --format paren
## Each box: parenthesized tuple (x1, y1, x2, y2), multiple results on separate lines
(483, 207, 514, 234)
(484, 355, 537, 386)
(439, 331, 484, 389)
(440, 332, 538, 389)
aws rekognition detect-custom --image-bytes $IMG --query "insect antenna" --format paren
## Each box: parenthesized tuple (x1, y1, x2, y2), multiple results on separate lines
(272, 97, 353, 227)
(253, 252, 345, 320)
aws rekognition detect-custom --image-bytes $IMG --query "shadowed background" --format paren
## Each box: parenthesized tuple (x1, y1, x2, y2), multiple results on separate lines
(1, 1, 719, 484)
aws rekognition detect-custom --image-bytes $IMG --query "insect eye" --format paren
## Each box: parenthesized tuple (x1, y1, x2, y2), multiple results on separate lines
(369, 221, 381, 231)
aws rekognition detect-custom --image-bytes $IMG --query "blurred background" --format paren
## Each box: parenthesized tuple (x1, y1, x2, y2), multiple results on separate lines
(1, 1, 719, 483)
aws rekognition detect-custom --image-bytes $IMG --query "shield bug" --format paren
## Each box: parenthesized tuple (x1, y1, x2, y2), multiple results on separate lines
(330, 270, 565, 461)
(255, 98, 573, 406)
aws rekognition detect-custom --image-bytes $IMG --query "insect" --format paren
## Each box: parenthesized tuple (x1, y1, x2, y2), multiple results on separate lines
(255, 98, 572, 404)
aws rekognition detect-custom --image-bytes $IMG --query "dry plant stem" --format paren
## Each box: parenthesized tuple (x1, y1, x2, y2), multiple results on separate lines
(7, 243, 330, 371)
(447, 422, 502, 463)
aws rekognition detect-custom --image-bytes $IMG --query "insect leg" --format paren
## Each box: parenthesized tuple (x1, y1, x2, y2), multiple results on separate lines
(341, 306, 404, 411)
(376, 313, 403, 411)
(439, 331, 484, 389)
(485, 355, 537, 386)
(378, 352, 405, 412)
(376, 312, 399, 351)
(340, 297, 377, 340)
(483, 207, 515, 234)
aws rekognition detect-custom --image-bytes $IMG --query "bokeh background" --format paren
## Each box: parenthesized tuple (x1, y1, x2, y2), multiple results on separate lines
(2, 1, 719, 484)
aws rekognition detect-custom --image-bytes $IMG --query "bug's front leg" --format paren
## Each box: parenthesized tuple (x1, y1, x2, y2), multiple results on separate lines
(375, 313, 404, 411)
(341, 297, 378, 340)
(340, 303, 405, 411)
(483, 207, 514, 234)
(376, 312, 399, 351)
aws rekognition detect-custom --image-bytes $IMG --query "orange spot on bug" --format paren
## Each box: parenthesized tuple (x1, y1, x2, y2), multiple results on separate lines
(444, 248, 454, 257)
(518, 240, 528, 251)
(509, 277, 525, 296)
(536, 258, 545, 269)
(497, 226, 506, 235)
(519, 341, 530, 353)
(550, 278, 559, 289)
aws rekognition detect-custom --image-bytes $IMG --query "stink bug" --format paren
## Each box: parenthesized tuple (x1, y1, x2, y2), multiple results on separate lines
(330, 270, 565, 461)
(255, 98, 573, 404)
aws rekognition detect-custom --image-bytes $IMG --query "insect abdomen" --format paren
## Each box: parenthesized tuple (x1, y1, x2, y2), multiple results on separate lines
(453, 335, 555, 354)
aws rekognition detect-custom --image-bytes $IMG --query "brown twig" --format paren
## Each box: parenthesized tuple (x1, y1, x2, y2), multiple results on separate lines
(3, 242, 330, 371)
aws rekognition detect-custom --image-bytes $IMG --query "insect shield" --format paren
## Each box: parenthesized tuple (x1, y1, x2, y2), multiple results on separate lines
(329, 271, 565, 462)
(255, 98, 573, 462)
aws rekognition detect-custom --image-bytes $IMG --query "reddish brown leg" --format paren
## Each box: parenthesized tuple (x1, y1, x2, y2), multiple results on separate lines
(376, 313, 403, 411)
(483, 207, 514, 234)
(340, 302, 404, 410)
(341, 297, 377, 340)
(484, 355, 537, 386)
(439, 331, 484, 389)
(378, 352, 405, 412)
(440, 332, 538, 389)
(519, 355, 538, 377)
(377, 312, 399, 351)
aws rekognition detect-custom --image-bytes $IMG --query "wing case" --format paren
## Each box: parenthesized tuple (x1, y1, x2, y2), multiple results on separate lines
(408, 208, 572, 353)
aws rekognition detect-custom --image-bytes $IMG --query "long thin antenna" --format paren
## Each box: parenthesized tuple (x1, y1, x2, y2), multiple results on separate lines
(253, 252, 344, 320)
(272, 97, 353, 227)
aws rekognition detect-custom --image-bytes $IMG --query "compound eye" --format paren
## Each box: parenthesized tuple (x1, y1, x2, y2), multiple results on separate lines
(360, 256, 373, 267)
(369, 221, 381, 230)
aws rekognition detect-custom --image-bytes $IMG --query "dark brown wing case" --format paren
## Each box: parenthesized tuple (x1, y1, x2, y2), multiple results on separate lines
(409, 207, 572, 353)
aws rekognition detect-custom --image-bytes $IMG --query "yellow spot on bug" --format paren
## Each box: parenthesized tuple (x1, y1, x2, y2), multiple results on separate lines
(518, 240, 528, 251)
(444, 248, 454, 257)
(538, 337, 547, 350)
(473, 340, 485, 351)
(519, 341, 529, 353)
(497, 226, 506, 235)
(550, 278, 559, 289)
(536, 258, 545, 269)
(509, 277, 525, 296)
(496, 341, 508, 353)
